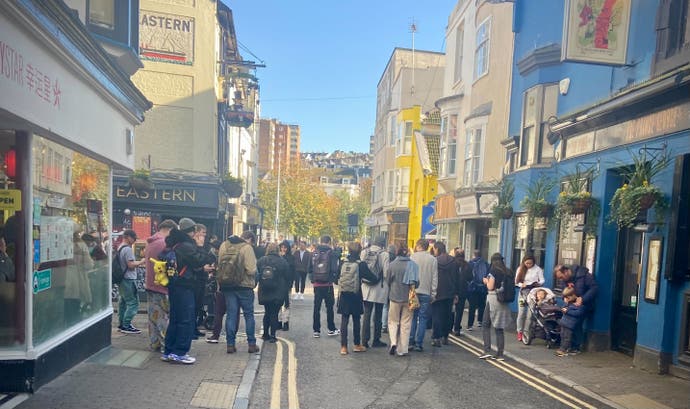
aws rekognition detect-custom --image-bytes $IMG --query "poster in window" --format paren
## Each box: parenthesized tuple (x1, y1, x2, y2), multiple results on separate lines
(562, 0, 631, 65)
(644, 237, 662, 303)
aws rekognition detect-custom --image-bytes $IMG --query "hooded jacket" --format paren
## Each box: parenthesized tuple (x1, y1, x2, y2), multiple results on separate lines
(144, 231, 168, 295)
(165, 228, 215, 288)
(218, 235, 258, 290)
(360, 244, 390, 304)
(434, 253, 459, 302)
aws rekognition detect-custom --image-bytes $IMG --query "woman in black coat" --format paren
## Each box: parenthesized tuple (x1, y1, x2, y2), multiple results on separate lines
(279, 240, 296, 330)
(257, 243, 289, 343)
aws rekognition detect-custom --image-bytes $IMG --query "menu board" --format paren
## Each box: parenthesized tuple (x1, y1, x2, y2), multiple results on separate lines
(40, 216, 74, 262)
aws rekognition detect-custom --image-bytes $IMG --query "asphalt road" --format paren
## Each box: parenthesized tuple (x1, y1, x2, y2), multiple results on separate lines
(249, 291, 611, 409)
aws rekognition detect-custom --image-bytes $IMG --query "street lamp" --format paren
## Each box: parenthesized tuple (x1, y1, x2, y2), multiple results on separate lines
(274, 138, 282, 241)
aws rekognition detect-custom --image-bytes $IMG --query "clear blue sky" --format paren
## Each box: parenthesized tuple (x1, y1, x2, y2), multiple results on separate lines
(227, 1, 457, 153)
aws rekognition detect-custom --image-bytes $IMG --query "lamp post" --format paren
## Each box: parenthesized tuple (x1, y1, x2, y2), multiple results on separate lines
(274, 138, 282, 241)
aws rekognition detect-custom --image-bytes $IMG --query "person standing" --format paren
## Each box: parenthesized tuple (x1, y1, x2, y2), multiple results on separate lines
(117, 229, 144, 334)
(430, 242, 458, 346)
(191, 224, 213, 338)
(452, 248, 473, 336)
(278, 240, 295, 330)
(310, 235, 340, 338)
(257, 243, 289, 343)
(387, 246, 418, 357)
(293, 241, 311, 300)
(467, 250, 490, 331)
(162, 218, 215, 364)
(143, 219, 177, 351)
(216, 230, 260, 354)
(409, 239, 437, 351)
(515, 255, 545, 341)
(479, 253, 513, 361)
(360, 236, 390, 348)
(337, 241, 378, 355)
(554, 264, 598, 353)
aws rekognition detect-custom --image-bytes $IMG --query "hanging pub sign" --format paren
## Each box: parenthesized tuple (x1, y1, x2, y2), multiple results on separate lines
(561, 0, 631, 65)
(139, 11, 194, 65)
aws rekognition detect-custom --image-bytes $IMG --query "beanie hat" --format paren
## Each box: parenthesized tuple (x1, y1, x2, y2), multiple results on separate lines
(178, 217, 196, 233)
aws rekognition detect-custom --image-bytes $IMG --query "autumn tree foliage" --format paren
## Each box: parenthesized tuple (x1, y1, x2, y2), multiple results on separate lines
(258, 167, 371, 243)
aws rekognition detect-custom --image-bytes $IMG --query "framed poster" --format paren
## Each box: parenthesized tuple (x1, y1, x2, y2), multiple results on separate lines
(562, 0, 632, 65)
(644, 237, 663, 303)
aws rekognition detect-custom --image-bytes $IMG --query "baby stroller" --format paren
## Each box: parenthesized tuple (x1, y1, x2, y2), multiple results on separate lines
(200, 275, 218, 330)
(520, 287, 562, 348)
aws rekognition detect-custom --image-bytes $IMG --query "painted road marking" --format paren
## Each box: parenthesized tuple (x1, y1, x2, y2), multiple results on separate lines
(270, 340, 283, 409)
(279, 337, 300, 409)
(448, 335, 598, 409)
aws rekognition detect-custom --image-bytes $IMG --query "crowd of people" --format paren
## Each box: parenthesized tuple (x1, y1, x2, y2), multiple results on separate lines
(115, 223, 599, 365)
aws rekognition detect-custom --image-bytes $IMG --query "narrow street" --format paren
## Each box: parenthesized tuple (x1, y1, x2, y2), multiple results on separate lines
(249, 290, 609, 409)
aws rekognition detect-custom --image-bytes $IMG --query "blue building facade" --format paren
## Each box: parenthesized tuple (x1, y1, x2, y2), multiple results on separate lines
(500, 0, 689, 376)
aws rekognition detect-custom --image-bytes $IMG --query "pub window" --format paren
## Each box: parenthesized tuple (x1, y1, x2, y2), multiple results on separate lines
(653, 0, 690, 75)
(512, 214, 547, 275)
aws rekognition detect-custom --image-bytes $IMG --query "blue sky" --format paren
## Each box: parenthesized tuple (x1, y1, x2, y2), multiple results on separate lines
(227, 1, 458, 153)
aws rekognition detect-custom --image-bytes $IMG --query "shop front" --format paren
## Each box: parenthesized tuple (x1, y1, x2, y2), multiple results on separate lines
(112, 175, 228, 240)
(433, 193, 461, 250)
(0, 2, 149, 392)
(455, 189, 500, 260)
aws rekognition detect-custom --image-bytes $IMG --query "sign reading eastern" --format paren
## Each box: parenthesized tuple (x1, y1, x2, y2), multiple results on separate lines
(139, 11, 194, 65)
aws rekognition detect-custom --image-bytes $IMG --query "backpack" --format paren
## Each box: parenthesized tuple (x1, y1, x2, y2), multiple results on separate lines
(111, 245, 128, 284)
(338, 261, 359, 293)
(311, 248, 332, 283)
(217, 241, 249, 287)
(468, 259, 489, 294)
(259, 264, 279, 291)
(158, 244, 187, 281)
(496, 269, 516, 303)
(362, 248, 382, 285)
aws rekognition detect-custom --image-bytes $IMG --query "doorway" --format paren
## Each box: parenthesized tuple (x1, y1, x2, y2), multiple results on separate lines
(612, 228, 643, 355)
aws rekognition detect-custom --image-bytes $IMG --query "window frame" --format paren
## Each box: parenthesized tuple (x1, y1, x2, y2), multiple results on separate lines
(454, 23, 465, 84)
(86, 0, 138, 49)
(474, 17, 491, 81)
(463, 125, 484, 187)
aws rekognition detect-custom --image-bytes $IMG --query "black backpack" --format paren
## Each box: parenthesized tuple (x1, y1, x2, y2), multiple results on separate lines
(311, 249, 332, 283)
(111, 245, 128, 284)
(259, 264, 279, 290)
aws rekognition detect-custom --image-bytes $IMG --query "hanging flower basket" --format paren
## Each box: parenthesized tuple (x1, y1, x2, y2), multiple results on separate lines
(569, 197, 592, 214)
(129, 169, 153, 190)
(500, 206, 514, 219)
(533, 202, 554, 218)
(638, 193, 657, 210)
(223, 180, 243, 198)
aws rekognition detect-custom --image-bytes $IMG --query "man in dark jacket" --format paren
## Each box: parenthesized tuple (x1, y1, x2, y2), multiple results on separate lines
(310, 235, 340, 338)
(292, 241, 311, 299)
(257, 243, 290, 343)
(162, 218, 215, 364)
(554, 264, 599, 353)
(431, 242, 459, 346)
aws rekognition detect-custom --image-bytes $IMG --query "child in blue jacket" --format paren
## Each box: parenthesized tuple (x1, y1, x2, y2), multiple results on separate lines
(556, 287, 587, 357)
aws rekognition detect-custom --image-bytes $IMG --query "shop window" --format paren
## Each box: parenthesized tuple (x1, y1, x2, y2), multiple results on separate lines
(32, 136, 111, 345)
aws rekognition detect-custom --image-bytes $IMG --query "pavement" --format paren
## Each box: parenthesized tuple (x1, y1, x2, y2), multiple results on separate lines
(1, 299, 689, 409)
(2, 310, 262, 409)
(459, 326, 690, 409)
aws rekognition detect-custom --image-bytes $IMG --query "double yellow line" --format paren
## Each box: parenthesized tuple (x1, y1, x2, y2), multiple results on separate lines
(448, 335, 598, 409)
(269, 337, 300, 409)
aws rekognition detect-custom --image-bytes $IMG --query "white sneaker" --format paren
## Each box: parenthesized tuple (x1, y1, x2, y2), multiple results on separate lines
(292, 293, 299, 300)
(299, 293, 305, 300)
(327, 329, 340, 336)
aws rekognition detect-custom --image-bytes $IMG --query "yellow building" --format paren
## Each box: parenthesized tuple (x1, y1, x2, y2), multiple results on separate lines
(404, 108, 440, 248)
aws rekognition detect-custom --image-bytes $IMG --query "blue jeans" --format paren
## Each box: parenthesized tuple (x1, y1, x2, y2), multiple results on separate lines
(118, 279, 139, 327)
(223, 288, 256, 346)
(164, 283, 195, 356)
(409, 293, 432, 347)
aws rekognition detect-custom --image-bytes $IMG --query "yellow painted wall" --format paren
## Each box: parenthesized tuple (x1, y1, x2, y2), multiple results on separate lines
(132, 0, 219, 174)
(403, 107, 438, 248)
